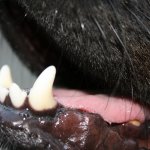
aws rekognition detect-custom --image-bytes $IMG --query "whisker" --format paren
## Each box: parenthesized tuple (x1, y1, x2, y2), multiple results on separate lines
(127, 7, 150, 36)
(135, 6, 150, 21)
(93, 18, 106, 40)
(146, 0, 150, 7)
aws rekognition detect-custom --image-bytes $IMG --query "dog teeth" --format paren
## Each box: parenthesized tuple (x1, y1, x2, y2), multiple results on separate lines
(9, 83, 27, 108)
(129, 120, 141, 126)
(0, 87, 9, 103)
(0, 65, 57, 111)
(0, 65, 13, 88)
(29, 66, 57, 111)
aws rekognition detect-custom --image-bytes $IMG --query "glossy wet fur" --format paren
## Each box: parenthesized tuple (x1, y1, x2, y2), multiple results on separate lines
(0, 0, 150, 149)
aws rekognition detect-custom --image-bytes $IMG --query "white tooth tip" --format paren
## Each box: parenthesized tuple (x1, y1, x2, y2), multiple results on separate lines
(0, 87, 9, 103)
(0, 65, 13, 88)
(9, 83, 27, 108)
(29, 66, 57, 111)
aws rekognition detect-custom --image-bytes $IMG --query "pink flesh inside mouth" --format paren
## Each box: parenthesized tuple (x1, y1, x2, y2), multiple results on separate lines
(53, 88, 150, 124)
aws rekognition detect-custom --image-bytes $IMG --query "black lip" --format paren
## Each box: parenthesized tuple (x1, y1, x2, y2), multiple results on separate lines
(0, 101, 150, 150)
(0, 105, 64, 149)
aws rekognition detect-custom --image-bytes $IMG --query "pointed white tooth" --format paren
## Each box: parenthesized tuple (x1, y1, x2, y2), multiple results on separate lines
(9, 83, 27, 108)
(0, 65, 13, 88)
(29, 66, 57, 111)
(0, 87, 9, 103)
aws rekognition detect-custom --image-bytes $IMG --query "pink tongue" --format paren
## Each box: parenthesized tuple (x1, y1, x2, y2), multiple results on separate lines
(53, 89, 148, 123)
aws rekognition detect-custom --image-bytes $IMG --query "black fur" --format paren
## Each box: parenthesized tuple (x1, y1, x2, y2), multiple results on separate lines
(2, 0, 150, 103)
(0, 0, 150, 149)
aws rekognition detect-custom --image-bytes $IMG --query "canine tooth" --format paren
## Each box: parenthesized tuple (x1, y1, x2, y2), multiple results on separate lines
(9, 83, 27, 108)
(129, 120, 141, 126)
(29, 66, 57, 111)
(0, 87, 9, 103)
(0, 65, 13, 88)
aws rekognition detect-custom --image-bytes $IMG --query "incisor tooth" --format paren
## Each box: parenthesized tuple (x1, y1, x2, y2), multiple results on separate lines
(9, 83, 27, 108)
(29, 66, 57, 111)
(0, 87, 9, 103)
(129, 120, 141, 127)
(0, 65, 13, 88)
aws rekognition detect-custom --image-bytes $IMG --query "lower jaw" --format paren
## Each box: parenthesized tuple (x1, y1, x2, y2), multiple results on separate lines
(1, 88, 150, 149)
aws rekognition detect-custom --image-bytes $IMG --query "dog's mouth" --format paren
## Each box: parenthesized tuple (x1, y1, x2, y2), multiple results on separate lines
(1, 0, 150, 149)
(0, 65, 150, 150)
